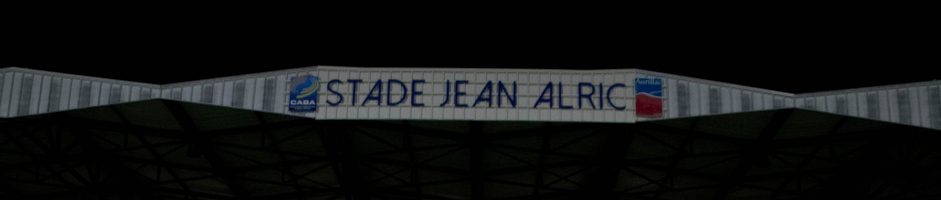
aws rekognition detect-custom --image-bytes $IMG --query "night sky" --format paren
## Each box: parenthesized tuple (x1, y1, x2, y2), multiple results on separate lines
(3, 12, 937, 93)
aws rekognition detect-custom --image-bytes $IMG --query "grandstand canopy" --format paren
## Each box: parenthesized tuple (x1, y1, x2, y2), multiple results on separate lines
(2, 99, 940, 199)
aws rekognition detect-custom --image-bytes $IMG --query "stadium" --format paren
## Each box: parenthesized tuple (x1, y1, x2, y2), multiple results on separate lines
(1, 66, 940, 199)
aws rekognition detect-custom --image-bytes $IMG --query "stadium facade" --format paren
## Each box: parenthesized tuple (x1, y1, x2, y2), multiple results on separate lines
(2, 66, 941, 199)
(1, 66, 939, 128)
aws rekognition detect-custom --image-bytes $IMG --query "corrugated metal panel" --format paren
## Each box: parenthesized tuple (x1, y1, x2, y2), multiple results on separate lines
(835, 95, 848, 115)
(741, 91, 754, 112)
(200, 84, 214, 104)
(182, 86, 193, 102)
(121, 85, 130, 103)
(915, 86, 934, 128)
(212, 82, 223, 105)
(16, 75, 33, 116)
(909, 88, 921, 126)
(48, 78, 62, 112)
(92, 82, 102, 107)
(690, 82, 700, 116)
(721, 87, 731, 113)
(110, 85, 123, 104)
(222, 81, 234, 106)
(928, 86, 941, 129)
(708, 87, 720, 114)
(867, 92, 880, 120)
(677, 81, 690, 117)
(668, 79, 678, 118)
(38, 76, 50, 113)
(78, 81, 91, 108)
(28, 75, 41, 114)
(262, 77, 276, 111)
(773, 97, 785, 109)
(252, 78, 264, 110)
(233, 81, 246, 108)
(897, 89, 912, 124)
(0, 73, 10, 117)
(9, 73, 22, 117)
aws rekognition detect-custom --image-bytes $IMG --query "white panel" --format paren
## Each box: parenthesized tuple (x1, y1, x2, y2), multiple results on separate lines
(909, 88, 921, 126)
(888, 90, 898, 122)
(275, 75, 286, 113)
(785, 98, 794, 107)
(879, 91, 889, 120)
(699, 84, 709, 115)
(130, 86, 141, 101)
(762, 94, 773, 111)
(121, 85, 130, 102)
(815, 96, 826, 112)
(251, 77, 265, 110)
(794, 96, 804, 108)
(919, 87, 930, 127)
(689, 82, 700, 116)
(731, 89, 741, 112)
(63, 79, 82, 110)
(38, 76, 51, 113)
(826, 95, 836, 113)
(753, 93, 762, 111)
(192, 86, 202, 103)
(29, 75, 41, 114)
(0, 72, 12, 117)
(94, 83, 105, 106)
(245, 78, 257, 109)
(213, 82, 223, 106)
(223, 81, 234, 106)
(182, 86, 193, 102)
(10, 73, 22, 116)
(88, 81, 101, 106)
(60, 78, 72, 110)
(161, 88, 170, 99)
(847, 93, 858, 116)
(720, 87, 731, 113)
(668, 79, 678, 118)
(857, 92, 868, 117)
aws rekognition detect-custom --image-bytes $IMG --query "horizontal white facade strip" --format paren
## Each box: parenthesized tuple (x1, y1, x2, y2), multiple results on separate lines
(1, 66, 938, 130)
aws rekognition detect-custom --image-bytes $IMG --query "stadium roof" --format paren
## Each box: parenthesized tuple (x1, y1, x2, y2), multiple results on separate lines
(2, 99, 940, 199)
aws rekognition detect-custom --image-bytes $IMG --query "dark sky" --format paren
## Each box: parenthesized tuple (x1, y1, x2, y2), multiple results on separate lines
(3, 11, 938, 93)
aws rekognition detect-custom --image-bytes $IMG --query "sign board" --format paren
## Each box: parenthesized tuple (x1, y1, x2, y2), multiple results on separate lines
(635, 78, 663, 118)
(288, 75, 319, 112)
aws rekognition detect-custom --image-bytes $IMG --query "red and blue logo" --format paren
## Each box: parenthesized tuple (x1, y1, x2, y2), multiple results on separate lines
(635, 78, 663, 118)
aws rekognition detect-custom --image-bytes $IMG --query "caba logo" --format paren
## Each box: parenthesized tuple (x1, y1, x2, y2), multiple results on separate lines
(289, 75, 319, 112)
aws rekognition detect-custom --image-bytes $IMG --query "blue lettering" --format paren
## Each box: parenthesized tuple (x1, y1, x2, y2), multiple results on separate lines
(362, 81, 383, 106)
(533, 82, 554, 108)
(454, 80, 468, 108)
(387, 79, 407, 106)
(411, 79, 425, 107)
(439, 80, 451, 107)
(327, 79, 343, 106)
(557, 82, 573, 109)
(598, 83, 604, 110)
(473, 81, 493, 107)
(578, 82, 595, 109)
(348, 79, 363, 106)
(497, 81, 517, 108)
(607, 83, 626, 110)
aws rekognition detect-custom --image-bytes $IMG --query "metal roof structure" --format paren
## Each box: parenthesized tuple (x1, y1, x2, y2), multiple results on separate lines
(3, 99, 940, 199)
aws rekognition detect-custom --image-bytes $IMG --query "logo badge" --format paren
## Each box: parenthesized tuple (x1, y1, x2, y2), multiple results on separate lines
(635, 78, 663, 118)
(289, 75, 319, 112)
